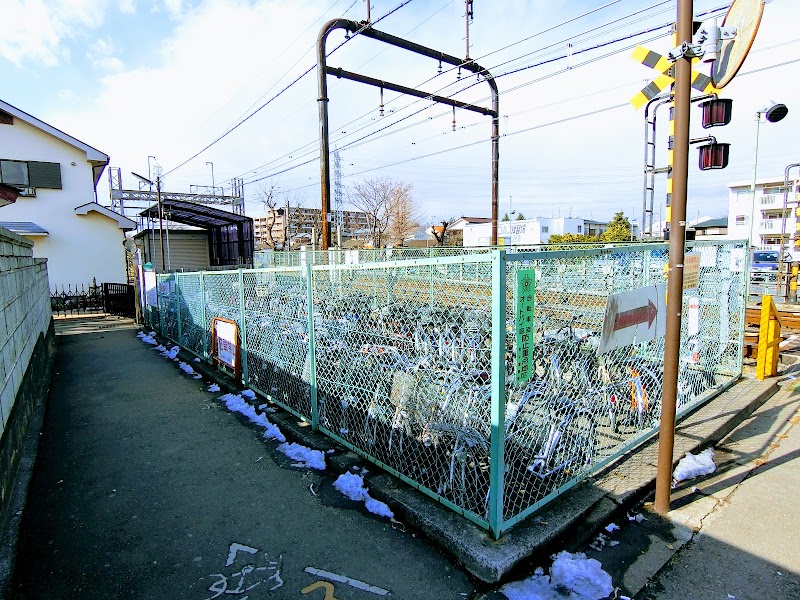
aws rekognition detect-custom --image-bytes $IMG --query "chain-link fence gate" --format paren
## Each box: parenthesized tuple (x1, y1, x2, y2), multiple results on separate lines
(142, 241, 747, 537)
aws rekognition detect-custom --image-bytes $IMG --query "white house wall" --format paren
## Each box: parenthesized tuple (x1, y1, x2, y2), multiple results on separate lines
(0, 117, 126, 288)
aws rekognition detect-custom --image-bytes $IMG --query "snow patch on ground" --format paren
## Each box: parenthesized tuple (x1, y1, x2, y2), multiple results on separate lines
(208, 383, 221, 393)
(499, 552, 613, 600)
(178, 361, 195, 375)
(160, 346, 180, 360)
(333, 472, 393, 519)
(277, 442, 325, 470)
(218, 393, 286, 443)
(137, 331, 157, 345)
(263, 422, 285, 442)
(241, 389, 256, 400)
(673, 448, 716, 482)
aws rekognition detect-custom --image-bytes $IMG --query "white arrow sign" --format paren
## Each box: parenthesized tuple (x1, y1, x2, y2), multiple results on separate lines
(599, 284, 667, 354)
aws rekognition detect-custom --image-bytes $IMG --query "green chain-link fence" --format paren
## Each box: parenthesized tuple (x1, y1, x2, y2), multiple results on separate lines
(143, 240, 747, 537)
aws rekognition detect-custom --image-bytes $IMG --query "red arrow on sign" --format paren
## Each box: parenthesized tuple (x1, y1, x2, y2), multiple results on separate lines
(613, 300, 657, 331)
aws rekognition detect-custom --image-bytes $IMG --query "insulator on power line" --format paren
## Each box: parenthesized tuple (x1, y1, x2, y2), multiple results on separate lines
(379, 85, 384, 117)
(438, 60, 443, 75)
(452, 106, 456, 131)
(457, 67, 461, 80)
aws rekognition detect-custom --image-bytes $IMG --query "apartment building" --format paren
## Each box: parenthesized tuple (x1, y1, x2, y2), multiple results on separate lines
(727, 176, 800, 249)
(252, 207, 371, 248)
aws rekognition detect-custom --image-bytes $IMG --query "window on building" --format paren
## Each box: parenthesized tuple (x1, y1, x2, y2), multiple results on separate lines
(1, 160, 28, 186)
(577, 225, 582, 233)
(735, 215, 746, 225)
(0, 159, 61, 189)
(763, 186, 787, 195)
(541, 226, 549, 233)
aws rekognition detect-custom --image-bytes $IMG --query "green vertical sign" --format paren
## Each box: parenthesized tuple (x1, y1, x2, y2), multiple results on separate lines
(515, 269, 536, 383)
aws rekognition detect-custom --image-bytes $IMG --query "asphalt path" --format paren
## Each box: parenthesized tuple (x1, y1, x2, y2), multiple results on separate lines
(9, 325, 475, 599)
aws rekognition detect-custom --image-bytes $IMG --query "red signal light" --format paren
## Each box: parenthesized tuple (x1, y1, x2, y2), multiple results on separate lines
(699, 98, 733, 128)
(698, 143, 730, 170)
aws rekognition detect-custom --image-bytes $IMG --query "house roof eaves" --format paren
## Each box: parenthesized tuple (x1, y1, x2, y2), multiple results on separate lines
(0, 221, 49, 235)
(0, 99, 109, 165)
(74, 202, 137, 230)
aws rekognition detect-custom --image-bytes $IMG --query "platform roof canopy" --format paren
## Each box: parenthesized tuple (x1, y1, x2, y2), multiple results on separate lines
(139, 198, 251, 228)
(139, 199, 253, 269)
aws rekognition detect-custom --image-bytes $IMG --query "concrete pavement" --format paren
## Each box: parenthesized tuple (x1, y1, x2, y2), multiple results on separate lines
(8, 319, 474, 599)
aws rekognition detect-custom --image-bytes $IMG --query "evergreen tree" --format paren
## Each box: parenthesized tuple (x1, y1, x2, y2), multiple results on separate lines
(600, 211, 632, 242)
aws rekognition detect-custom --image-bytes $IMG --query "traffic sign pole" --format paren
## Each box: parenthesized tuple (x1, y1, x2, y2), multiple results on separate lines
(655, 0, 693, 515)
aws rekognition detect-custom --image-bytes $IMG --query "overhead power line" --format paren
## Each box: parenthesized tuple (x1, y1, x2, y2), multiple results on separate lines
(164, 0, 415, 177)
(229, 0, 679, 185)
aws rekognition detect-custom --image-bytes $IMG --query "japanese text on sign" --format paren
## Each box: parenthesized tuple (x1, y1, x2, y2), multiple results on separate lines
(515, 269, 536, 384)
(212, 318, 239, 378)
(683, 252, 700, 290)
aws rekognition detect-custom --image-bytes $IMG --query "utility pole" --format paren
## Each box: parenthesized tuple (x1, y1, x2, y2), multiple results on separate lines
(465, 0, 474, 59)
(655, 0, 692, 515)
(156, 175, 166, 272)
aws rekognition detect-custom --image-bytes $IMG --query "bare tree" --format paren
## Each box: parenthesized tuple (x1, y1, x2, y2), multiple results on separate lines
(348, 178, 413, 248)
(385, 185, 421, 246)
(255, 182, 280, 249)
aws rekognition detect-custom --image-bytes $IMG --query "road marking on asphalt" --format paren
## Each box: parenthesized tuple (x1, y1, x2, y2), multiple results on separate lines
(304, 567, 390, 596)
(301, 581, 338, 599)
(226, 542, 258, 566)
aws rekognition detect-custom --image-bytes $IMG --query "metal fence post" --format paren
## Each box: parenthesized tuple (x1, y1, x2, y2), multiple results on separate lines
(200, 271, 207, 359)
(489, 250, 507, 538)
(176, 274, 183, 346)
(238, 269, 249, 384)
(306, 264, 319, 430)
(157, 275, 165, 335)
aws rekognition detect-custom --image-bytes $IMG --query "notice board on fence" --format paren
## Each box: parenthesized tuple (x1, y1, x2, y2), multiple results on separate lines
(212, 317, 241, 380)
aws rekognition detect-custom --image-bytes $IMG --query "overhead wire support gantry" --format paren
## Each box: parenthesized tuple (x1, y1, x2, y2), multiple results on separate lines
(316, 18, 499, 250)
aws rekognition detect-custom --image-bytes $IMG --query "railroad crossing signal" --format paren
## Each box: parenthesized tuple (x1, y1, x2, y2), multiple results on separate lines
(630, 45, 717, 110)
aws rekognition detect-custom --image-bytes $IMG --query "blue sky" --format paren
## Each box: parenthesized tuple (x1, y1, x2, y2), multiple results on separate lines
(2, 0, 799, 224)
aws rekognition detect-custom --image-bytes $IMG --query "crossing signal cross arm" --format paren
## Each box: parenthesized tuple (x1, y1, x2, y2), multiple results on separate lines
(630, 45, 718, 110)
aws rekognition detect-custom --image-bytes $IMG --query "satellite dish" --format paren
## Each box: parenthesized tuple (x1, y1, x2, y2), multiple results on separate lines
(123, 238, 138, 253)
(712, 0, 765, 89)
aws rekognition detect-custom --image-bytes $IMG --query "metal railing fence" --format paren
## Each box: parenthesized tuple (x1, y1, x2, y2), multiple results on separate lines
(144, 240, 747, 537)
(252, 241, 661, 269)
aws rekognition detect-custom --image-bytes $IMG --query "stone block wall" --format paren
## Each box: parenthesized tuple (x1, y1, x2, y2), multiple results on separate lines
(0, 227, 51, 443)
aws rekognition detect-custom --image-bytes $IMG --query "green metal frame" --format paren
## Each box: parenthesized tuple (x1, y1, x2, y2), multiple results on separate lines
(488, 250, 507, 538)
(305, 264, 319, 430)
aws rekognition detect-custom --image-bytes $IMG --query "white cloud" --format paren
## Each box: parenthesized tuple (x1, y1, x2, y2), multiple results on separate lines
(56, 89, 81, 103)
(163, 0, 182, 16)
(0, 0, 110, 67)
(118, 0, 136, 14)
(87, 38, 125, 72)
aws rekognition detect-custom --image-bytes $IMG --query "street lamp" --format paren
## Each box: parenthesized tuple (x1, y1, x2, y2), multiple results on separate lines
(749, 102, 789, 247)
(206, 161, 215, 195)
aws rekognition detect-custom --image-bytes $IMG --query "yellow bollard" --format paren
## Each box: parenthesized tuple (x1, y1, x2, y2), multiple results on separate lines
(756, 295, 782, 380)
